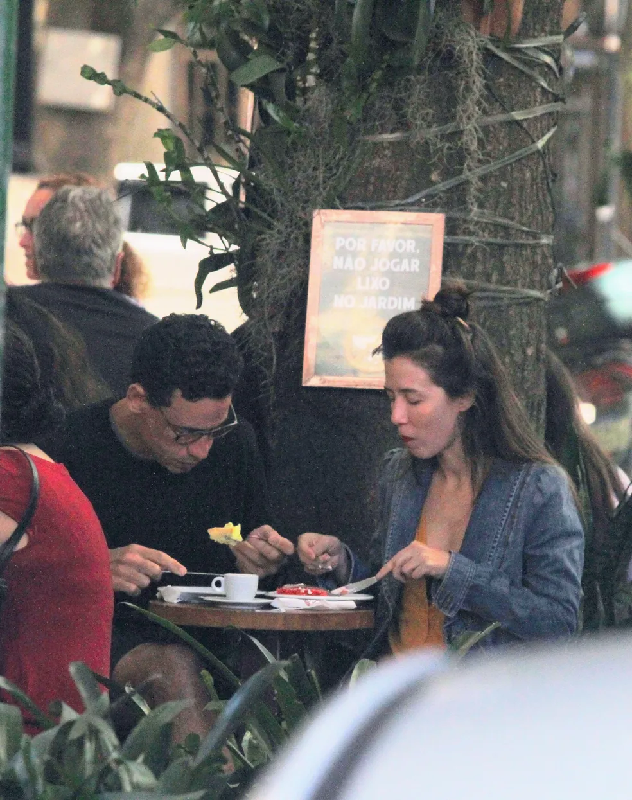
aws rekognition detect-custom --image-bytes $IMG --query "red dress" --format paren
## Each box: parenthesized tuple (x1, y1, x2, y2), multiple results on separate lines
(0, 450, 113, 723)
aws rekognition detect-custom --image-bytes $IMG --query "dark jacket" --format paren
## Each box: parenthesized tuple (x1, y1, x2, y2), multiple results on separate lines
(348, 450, 585, 656)
(9, 283, 158, 398)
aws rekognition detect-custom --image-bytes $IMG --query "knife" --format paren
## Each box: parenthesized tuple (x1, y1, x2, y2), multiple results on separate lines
(331, 574, 381, 596)
(163, 572, 222, 577)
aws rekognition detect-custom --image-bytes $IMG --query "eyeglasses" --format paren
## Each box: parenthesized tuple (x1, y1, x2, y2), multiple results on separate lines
(157, 403, 238, 445)
(14, 218, 36, 237)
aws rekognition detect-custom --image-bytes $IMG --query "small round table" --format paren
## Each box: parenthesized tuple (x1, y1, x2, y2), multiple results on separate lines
(148, 600, 374, 684)
(148, 600, 374, 631)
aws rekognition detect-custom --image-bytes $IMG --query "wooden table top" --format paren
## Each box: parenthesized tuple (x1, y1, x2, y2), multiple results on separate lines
(149, 600, 375, 632)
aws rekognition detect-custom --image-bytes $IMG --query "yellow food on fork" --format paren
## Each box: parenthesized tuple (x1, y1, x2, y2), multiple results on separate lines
(207, 522, 243, 547)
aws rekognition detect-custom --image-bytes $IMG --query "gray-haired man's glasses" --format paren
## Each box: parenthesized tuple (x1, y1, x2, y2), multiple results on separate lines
(15, 218, 36, 237)
(158, 403, 238, 445)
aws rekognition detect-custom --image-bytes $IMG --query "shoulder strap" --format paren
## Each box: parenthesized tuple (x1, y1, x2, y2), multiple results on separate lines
(0, 447, 40, 572)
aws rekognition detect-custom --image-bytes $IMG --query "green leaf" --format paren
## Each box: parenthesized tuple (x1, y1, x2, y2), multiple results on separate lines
(216, 28, 252, 73)
(348, 658, 377, 686)
(0, 703, 23, 764)
(231, 54, 284, 87)
(0, 677, 53, 731)
(485, 41, 559, 96)
(350, 0, 376, 68)
(80, 64, 108, 84)
(259, 99, 301, 133)
(377, 0, 421, 43)
(110, 79, 128, 96)
(232, 629, 278, 664)
(155, 28, 181, 41)
(157, 757, 199, 793)
(121, 700, 190, 769)
(99, 793, 206, 799)
(193, 662, 290, 767)
(154, 128, 179, 153)
(195, 251, 236, 308)
(411, 0, 432, 68)
(247, 700, 286, 752)
(450, 622, 501, 658)
(68, 662, 106, 713)
(148, 37, 177, 52)
(241, 0, 271, 33)
(143, 161, 161, 185)
(207, 276, 238, 296)
(272, 675, 307, 733)
(371, 127, 557, 207)
(285, 654, 321, 708)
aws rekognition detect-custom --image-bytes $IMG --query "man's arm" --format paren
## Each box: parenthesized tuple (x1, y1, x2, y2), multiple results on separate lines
(233, 526, 295, 578)
(110, 544, 187, 594)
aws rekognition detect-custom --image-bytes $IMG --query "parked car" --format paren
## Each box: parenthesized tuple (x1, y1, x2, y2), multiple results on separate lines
(253, 634, 632, 800)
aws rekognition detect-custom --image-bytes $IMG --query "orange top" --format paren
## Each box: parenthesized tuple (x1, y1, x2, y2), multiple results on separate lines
(389, 515, 446, 654)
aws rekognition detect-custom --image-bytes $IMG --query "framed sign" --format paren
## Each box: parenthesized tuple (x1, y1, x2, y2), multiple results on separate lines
(303, 209, 444, 389)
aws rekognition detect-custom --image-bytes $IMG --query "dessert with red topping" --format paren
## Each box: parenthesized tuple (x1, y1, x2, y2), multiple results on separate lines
(276, 583, 329, 597)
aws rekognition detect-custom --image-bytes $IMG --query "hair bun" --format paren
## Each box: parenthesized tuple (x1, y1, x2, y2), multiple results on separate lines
(432, 282, 470, 322)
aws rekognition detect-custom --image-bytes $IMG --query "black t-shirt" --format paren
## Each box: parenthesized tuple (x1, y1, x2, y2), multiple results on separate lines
(9, 284, 158, 398)
(43, 400, 270, 577)
(42, 400, 274, 667)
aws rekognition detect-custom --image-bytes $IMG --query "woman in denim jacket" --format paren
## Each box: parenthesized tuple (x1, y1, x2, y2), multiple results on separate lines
(298, 284, 584, 656)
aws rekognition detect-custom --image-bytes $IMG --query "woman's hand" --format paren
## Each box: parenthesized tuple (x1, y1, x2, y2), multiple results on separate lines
(297, 532, 349, 582)
(376, 542, 450, 583)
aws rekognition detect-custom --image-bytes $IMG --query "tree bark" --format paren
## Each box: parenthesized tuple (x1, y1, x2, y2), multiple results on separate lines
(257, 0, 564, 560)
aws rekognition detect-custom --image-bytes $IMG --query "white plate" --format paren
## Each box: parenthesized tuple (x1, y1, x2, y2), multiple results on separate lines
(159, 586, 268, 596)
(193, 595, 272, 607)
(267, 592, 373, 602)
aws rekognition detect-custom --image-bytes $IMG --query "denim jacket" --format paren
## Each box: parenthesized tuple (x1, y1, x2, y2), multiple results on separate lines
(349, 449, 584, 657)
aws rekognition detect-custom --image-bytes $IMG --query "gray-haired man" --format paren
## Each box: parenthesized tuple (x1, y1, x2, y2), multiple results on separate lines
(9, 186, 157, 397)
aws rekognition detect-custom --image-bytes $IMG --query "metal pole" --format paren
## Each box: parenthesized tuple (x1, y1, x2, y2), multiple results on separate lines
(0, 0, 18, 422)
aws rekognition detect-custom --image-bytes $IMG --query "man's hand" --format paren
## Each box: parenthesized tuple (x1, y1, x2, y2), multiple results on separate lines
(110, 544, 186, 595)
(377, 542, 450, 583)
(297, 532, 348, 583)
(233, 525, 295, 578)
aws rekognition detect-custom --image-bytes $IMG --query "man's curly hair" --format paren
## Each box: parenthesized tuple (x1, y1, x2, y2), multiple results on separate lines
(130, 314, 243, 407)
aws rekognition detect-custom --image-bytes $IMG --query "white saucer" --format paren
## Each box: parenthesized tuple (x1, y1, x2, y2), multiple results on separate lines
(267, 592, 373, 602)
(193, 595, 272, 607)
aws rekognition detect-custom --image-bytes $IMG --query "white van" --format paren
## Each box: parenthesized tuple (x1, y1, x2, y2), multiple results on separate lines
(113, 162, 244, 330)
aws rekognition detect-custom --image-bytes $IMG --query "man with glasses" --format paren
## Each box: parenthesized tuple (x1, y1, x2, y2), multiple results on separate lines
(43, 313, 294, 742)
(10, 184, 157, 397)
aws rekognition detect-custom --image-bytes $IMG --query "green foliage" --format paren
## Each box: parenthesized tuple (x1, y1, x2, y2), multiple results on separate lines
(80, 1, 552, 322)
(80, 0, 440, 313)
(0, 611, 326, 799)
(448, 622, 502, 657)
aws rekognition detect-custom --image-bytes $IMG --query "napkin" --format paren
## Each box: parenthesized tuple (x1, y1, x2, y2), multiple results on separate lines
(271, 597, 356, 610)
(157, 586, 223, 603)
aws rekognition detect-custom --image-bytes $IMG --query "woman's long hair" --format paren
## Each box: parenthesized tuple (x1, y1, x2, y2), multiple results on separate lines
(545, 348, 624, 514)
(6, 294, 109, 410)
(379, 282, 555, 487)
(1, 321, 63, 443)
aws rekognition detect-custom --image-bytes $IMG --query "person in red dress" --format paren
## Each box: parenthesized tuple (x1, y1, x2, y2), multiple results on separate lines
(0, 321, 113, 728)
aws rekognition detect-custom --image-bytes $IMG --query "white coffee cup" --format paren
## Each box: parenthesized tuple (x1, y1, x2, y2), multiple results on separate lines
(224, 573, 259, 602)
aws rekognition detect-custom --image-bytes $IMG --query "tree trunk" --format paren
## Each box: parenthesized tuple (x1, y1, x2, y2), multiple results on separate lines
(254, 0, 563, 561)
